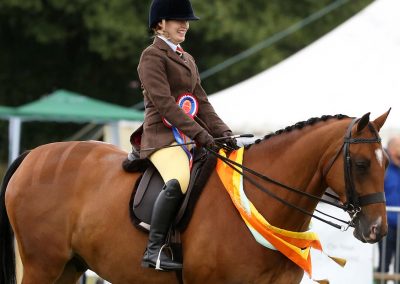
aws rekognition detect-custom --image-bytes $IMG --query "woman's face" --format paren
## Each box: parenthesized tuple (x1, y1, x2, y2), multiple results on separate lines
(159, 20, 189, 45)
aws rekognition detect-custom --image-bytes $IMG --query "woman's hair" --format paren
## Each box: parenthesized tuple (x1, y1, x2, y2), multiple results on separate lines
(153, 19, 170, 39)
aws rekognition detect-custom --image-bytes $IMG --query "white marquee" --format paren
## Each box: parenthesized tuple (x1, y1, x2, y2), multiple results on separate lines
(210, 0, 400, 144)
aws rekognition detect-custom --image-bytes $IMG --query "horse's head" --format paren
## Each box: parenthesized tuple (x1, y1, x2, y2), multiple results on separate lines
(324, 110, 391, 243)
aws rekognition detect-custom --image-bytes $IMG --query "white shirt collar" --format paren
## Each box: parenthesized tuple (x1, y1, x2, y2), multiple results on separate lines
(157, 35, 182, 52)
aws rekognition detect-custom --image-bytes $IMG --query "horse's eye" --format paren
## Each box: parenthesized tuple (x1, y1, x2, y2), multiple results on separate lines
(354, 160, 370, 172)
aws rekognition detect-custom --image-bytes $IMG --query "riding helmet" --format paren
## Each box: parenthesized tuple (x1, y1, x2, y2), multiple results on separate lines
(149, 0, 200, 29)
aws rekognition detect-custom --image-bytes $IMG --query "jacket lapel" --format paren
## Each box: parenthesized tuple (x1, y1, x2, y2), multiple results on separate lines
(153, 37, 192, 72)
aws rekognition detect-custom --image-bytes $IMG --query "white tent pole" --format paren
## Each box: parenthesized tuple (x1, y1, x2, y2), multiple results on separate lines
(109, 121, 120, 147)
(8, 117, 22, 165)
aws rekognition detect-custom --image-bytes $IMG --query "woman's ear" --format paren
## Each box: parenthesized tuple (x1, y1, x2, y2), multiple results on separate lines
(154, 20, 166, 35)
(154, 22, 162, 34)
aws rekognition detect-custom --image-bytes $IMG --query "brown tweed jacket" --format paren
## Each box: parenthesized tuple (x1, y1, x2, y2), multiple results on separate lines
(135, 37, 230, 158)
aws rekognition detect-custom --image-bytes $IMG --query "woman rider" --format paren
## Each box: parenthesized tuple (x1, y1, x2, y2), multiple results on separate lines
(137, 0, 237, 271)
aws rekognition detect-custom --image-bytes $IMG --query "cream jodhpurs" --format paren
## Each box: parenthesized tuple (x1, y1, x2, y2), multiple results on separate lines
(149, 143, 190, 194)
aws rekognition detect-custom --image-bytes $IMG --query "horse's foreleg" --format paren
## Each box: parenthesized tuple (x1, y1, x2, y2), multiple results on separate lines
(22, 260, 65, 284)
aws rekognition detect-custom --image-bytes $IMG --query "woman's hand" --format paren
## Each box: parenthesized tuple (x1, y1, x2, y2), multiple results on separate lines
(195, 131, 216, 149)
(222, 131, 239, 150)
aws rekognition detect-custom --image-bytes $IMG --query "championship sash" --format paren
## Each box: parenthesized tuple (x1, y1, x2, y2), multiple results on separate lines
(162, 93, 198, 169)
(216, 148, 346, 278)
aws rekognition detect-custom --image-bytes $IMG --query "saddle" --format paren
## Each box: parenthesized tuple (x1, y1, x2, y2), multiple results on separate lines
(124, 147, 217, 233)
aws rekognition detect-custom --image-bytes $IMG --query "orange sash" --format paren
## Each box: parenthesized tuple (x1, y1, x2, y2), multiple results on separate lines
(216, 147, 323, 277)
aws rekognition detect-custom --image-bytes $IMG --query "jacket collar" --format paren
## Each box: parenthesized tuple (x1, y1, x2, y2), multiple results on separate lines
(153, 37, 191, 71)
(156, 35, 182, 52)
(153, 36, 170, 51)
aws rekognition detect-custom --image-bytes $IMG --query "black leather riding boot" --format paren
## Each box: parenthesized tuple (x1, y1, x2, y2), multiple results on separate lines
(141, 179, 184, 271)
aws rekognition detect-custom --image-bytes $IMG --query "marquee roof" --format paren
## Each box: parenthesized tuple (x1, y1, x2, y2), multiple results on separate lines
(0, 89, 143, 122)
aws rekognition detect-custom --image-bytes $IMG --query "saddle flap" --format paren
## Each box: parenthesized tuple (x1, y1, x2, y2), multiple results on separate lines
(133, 165, 164, 225)
(131, 148, 216, 232)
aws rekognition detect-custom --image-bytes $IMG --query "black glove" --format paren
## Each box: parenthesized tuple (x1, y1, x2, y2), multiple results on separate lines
(195, 131, 216, 149)
(222, 131, 239, 150)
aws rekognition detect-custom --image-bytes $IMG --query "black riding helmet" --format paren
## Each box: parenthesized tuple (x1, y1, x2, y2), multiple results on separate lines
(149, 0, 200, 29)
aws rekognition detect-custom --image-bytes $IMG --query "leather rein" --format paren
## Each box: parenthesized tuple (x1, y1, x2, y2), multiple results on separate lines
(209, 118, 385, 231)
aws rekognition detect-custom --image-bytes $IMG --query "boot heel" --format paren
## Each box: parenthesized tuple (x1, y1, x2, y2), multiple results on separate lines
(142, 260, 167, 271)
(141, 260, 151, 268)
(141, 261, 158, 269)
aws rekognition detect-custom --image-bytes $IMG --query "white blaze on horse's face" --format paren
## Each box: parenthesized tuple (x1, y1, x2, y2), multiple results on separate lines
(375, 148, 384, 168)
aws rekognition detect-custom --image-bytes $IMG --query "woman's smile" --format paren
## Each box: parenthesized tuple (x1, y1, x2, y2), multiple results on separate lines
(164, 20, 189, 44)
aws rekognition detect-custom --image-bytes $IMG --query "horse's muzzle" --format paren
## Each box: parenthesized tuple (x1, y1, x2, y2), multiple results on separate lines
(353, 216, 387, 244)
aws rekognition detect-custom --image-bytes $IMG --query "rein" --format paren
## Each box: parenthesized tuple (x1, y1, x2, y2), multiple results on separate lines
(208, 148, 349, 230)
(208, 118, 384, 231)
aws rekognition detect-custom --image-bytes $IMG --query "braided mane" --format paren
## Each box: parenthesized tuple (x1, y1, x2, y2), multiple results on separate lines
(251, 114, 349, 145)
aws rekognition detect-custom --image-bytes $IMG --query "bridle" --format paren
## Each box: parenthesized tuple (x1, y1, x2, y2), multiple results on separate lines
(322, 118, 385, 222)
(209, 117, 386, 230)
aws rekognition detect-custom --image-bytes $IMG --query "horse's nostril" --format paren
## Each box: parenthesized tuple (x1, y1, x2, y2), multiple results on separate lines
(370, 224, 381, 241)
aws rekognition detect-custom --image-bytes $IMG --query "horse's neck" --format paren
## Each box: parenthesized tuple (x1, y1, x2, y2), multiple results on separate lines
(245, 130, 332, 191)
(242, 126, 339, 231)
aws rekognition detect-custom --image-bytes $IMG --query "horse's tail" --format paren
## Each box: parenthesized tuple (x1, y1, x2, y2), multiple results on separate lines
(0, 151, 30, 284)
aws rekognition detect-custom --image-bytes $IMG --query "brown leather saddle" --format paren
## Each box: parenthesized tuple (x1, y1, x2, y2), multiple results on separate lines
(126, 147, 217, 233)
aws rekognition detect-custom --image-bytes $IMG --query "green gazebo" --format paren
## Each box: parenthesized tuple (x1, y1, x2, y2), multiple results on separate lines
(0, 89, 144, 164)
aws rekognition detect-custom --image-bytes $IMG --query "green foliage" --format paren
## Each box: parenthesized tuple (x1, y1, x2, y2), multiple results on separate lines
(83, 1, 148, 59)
(0, 0, 372, 163)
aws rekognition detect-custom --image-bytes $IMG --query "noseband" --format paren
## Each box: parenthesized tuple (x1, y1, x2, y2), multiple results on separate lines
(324, 118, 385, 216)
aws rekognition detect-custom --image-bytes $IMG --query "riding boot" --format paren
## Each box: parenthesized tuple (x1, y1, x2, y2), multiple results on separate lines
(141, 179, 184, 271)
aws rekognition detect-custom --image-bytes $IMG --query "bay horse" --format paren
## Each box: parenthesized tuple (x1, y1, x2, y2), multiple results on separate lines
(0, 111, 390, 284)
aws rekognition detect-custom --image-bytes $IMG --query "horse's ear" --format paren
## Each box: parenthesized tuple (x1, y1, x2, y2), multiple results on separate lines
(372, 108, 391, 132)
(356, 112, 370, 133)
